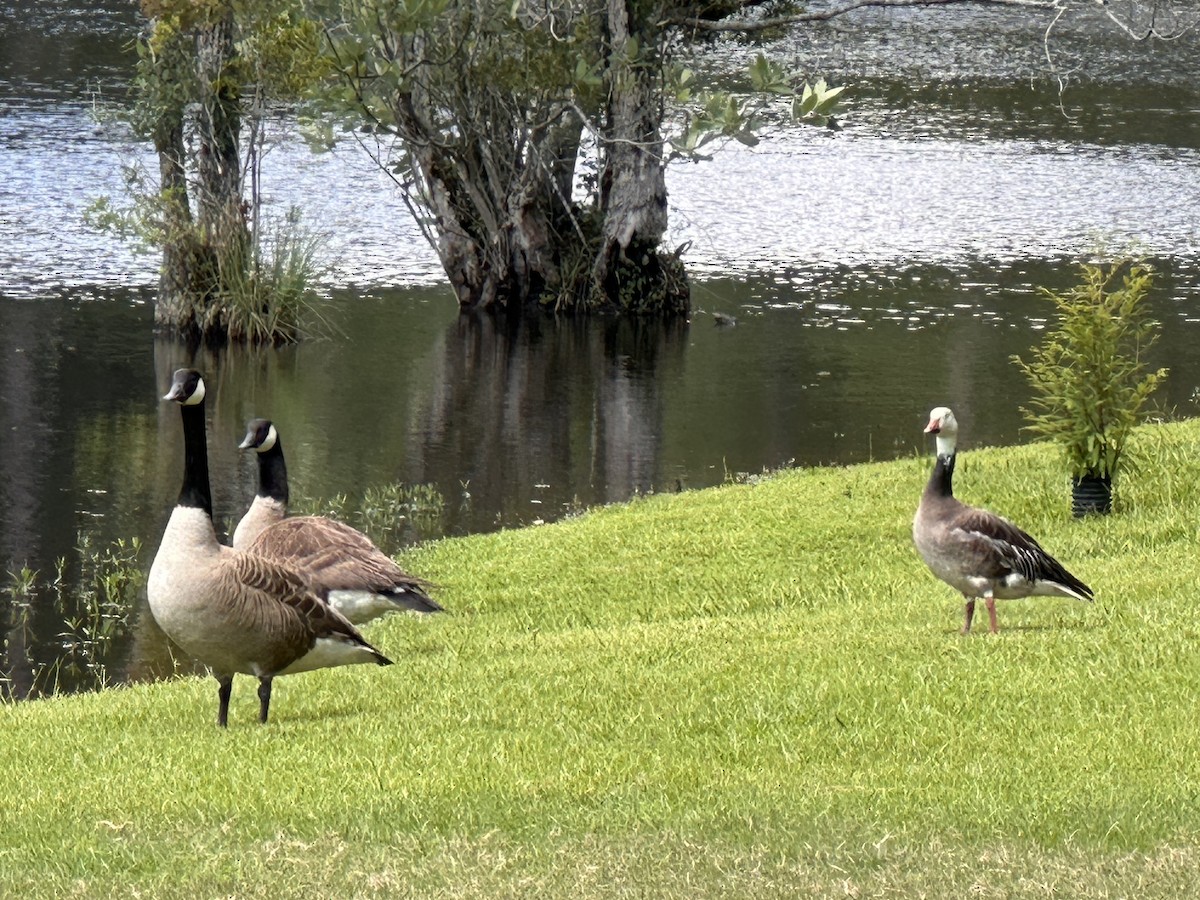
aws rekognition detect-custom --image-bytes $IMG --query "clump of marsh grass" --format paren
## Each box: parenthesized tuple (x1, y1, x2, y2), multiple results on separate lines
(218, 207, 333, 345)
(87, 187, 332, 345)
(360, 481, 445, 550)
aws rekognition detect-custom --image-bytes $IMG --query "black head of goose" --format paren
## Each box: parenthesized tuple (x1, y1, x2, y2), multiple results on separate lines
(147, 369, 392, 727)
(912, 406, 1094, 634)
(233, 417, 443, 624)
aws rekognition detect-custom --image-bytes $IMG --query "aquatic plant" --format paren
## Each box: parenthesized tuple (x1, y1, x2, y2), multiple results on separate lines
(217, 207, 333, 345)
(1, 534, 143, 700)
(294, 480, 447, 556)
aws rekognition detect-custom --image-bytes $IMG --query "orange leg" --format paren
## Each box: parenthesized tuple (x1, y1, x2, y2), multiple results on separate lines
(985, 596, 998, 633)
(962, 597, 976, 635)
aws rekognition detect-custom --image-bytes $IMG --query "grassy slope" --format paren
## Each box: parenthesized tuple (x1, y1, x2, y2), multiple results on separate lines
(4, 421, 1200, 897)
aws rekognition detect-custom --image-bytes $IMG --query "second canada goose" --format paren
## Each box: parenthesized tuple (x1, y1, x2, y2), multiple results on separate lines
(147, 369, 393, 726)
(913, 406, 1093, 634)
(234, 418, 443, 625)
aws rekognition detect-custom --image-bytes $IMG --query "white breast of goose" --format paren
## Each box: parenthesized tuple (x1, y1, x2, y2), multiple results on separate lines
(148, 506, 224, 611)
(148, 508, 286, 677)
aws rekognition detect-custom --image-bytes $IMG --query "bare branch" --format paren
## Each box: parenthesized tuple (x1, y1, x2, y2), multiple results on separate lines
(664, 0, 1061, 34)
(1097, 0, 1199, 39)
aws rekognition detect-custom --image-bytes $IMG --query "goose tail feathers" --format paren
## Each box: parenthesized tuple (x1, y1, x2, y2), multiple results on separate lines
(387, 588, 444, 615)
(1050, 578, 1094, 604)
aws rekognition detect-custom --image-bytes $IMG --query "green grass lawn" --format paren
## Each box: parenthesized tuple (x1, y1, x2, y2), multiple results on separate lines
(4, 420, 1200, 897)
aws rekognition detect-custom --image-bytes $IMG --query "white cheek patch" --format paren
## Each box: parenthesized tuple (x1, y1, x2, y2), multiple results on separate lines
(258, 424, 278, 452)
(184, 378, 206, 406)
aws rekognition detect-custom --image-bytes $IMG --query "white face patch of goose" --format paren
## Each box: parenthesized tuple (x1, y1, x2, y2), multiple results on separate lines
(935, 430, 957, 458)
(928, 407, 959, 457)
(183, 377, 206, 406)
(257, 424, 278, 453)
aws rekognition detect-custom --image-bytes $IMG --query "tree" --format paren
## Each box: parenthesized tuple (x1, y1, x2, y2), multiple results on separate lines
(133, 1, 247, 339)
(125, 0, 326, 344)
(305, 0, 847, 316)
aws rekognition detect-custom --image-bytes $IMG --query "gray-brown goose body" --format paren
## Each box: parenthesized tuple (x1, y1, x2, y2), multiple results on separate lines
(912, 406, 1093, 634)
(147, 369, 392, 726)
(233, 418, 442, 625)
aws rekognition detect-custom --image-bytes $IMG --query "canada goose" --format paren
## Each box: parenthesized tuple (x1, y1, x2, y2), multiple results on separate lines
(147, 368, 392, 726)
(912, 406, 1093, 634)
(233, 417, 443, 625)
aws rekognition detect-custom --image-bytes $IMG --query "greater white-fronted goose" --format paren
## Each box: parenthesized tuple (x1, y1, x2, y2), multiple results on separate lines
(147, 369, 392, 726)
(912, 406, 1093, 634)
(233, 417, 442, 625)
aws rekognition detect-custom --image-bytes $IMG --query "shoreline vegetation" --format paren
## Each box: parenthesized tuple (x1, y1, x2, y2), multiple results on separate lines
(4, 417, 1200, 897)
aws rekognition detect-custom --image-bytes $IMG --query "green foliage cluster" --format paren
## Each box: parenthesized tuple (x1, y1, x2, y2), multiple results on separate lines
(136, 0, 325, 107)
(672, 55, 844, 156)
(603, 246, 690, 315)
(1013, 260, 1168, 480)
(235, 5, 329, 98)
(309, 0, 540, 137)
(83, 170, 168, 255)
(6, 422, 1200, 894)
(128, 11, 197, 144)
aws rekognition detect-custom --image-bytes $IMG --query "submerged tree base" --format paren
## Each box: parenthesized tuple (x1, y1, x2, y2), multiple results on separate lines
(593, 244, 691, 316)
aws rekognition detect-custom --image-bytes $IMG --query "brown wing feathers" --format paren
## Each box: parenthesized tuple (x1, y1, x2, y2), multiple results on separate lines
(954, 502, 1094, 600)
(222, 552, 392, 665)
(250, 516, 436, 599)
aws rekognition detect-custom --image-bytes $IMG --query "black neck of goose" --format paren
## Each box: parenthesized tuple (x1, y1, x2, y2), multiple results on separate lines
(255, 438, 289, 505)
(178, 401, 213, 515)
(927, 451, 956, 499)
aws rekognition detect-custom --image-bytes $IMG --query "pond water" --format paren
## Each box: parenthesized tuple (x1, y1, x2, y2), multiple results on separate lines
(1, 0, 1199, 698)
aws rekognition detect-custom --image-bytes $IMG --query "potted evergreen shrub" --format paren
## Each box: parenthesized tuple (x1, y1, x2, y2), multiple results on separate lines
(1012, 259, 1167, 516)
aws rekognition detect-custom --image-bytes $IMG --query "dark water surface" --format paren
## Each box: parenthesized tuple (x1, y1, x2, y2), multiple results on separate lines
(1, 1, 1199, 697)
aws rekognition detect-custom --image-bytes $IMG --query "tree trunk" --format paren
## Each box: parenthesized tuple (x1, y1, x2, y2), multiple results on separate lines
(149, 4, 247, 341)
(398, 89, 584, 313)
(193, 6, 247, 334)
(594, 0, 689, 315)
(152, 104, 199, 333)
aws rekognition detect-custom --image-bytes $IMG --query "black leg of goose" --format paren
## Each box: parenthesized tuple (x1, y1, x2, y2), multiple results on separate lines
(985, 597, 998, 634)
(962, 598, 976, 635)
(257, 676, 273, 724)
(216, 674, 233, 728)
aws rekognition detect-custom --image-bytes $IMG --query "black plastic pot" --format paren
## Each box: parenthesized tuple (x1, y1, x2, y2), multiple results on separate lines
(1072, 473, 1112, 517)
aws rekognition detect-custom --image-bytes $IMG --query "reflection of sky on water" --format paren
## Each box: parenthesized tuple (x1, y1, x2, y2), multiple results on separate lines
(2, 105, 1198, 301)
(668, 132, 1200, 281)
